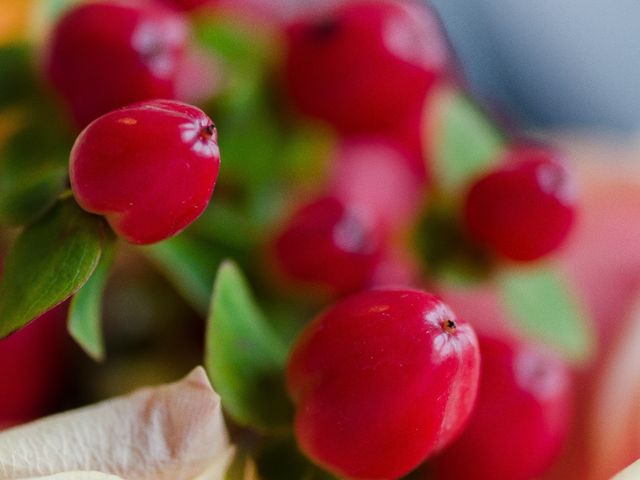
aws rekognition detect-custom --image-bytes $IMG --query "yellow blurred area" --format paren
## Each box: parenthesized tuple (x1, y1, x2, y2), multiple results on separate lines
(0, 0, 35, 46)
(0, 0, 35, 149)
(0, 109, 24, 148)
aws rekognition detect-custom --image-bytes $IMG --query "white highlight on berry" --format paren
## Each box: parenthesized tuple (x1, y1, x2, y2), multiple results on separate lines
(180, 120, 219, 158)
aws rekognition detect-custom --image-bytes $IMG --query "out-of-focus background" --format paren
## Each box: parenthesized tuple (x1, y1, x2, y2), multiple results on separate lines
(431, 0, 640, 137)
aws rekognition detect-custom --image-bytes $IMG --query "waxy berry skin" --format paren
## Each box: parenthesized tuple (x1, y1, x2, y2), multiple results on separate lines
(70, 100, 220, 245)
(273, 196, 383, 296)
(464, 145, 577, 261)
(44, 0, 189, 128)
(433, 335, 572, 480)
(284, 0, 449, 134)
(0, 306, 68, 429)
(287, 289, 480, 479)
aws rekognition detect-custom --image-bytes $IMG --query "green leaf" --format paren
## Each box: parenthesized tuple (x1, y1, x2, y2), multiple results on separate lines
(0, 97, 74, 226)
(0, 165, 68, 225)
(497, 265, 596, 365)
(194, 16, 278, 72)
(0, 200, 105, 338)
(68, 232, 116, 361)
(281, 123, 334, 187)
(0, 44, 35, 109)
(216, 97, 283, 188)
(206, 261, 292, 432)
(140, 234, 224, 315)
(192, 202, 259, 251)
(433, 91, 506, 193)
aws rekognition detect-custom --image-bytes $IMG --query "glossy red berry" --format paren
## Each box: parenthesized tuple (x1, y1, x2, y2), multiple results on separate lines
(463, 144, 577, 261)
(70, 100, 220, 245)
(44, 0, 189, 128)
(284, 0, 449, 134)
(287, 289, 480, 479)
(433, 334, 573, 480)
(273, 196, 383, 296)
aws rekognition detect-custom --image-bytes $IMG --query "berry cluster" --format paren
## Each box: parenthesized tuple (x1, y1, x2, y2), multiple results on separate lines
(0, 0, 585, 478)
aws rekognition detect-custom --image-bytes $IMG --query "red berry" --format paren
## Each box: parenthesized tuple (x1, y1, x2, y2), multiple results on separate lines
(70, 100, 220, 245)
(385, 101, 431, 183)
(463, 144, 577, 261)
(44, 0, 189, 128)
(0, 306, 68, 429)
(273, 196, 383, 296)
(433, 334, 573, 480)
(328, 137, 424, 233)
(157, 0, 211, 11)
(284, 0, 449, 134)
(287, 289, 480, 479)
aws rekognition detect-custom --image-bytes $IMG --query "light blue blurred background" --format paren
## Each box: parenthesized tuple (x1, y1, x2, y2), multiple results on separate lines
(429, 0, 640, 137)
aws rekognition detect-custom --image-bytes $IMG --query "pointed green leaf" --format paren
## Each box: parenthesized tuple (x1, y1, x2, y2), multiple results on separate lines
(498, 265, 596, 365)
(68, 232, 116, 361)
(0, 200, 104, 338)
(206, 261, 292, 432)
(433, 91, 506, 193)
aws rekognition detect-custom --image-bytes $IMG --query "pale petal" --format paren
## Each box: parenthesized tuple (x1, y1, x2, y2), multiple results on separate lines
(0, 367, 232, 480)
(19, 473, 125, 480)
(611, 459, 640, 480)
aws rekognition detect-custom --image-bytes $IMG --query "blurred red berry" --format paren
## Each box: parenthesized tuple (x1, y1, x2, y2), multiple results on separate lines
(0, 306, 68, 429)
(273, 196, 383, 296)
(70, 100, 220, 245)
(433, 334, 573, 480)
(44, 0, 189, 128)
(464, 144, 577, 261)
(287, 289, 480, 479)
(386, 102, 431, 183)
(284, 0, 449, 134)
(157, 0, 211, 11)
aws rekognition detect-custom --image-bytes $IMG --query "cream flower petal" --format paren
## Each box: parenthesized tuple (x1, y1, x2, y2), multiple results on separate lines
(611, 459, 640, 480)
(0, 367, 232, 480)
(19, 473, 125, 480)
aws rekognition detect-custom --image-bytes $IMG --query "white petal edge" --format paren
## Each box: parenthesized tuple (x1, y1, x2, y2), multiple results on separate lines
(0, 367, 232, 480)
(18, 472, 125, 480)
(611, 459, 640, 479)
